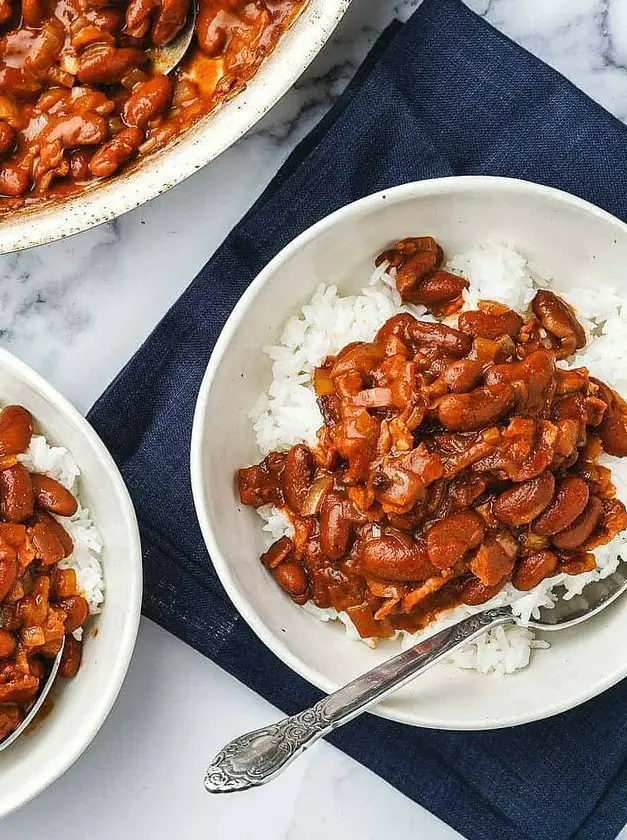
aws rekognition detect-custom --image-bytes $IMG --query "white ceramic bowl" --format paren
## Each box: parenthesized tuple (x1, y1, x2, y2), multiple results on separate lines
(191, 176, 627, 729)
(0, 349, 142, 815)
(0, 0, 350, 255)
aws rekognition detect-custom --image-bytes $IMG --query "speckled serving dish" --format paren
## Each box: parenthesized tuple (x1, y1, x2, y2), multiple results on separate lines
(0, 0, 350, 255)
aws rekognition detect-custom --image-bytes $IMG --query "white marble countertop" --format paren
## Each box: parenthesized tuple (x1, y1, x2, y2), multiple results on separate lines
(4, 0, 627, 837)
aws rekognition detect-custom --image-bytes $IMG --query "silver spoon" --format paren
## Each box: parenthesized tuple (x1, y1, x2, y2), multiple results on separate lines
(0, 637, 65, 753)
(205, 564, 627, 793)
(148, 0, 198, 76)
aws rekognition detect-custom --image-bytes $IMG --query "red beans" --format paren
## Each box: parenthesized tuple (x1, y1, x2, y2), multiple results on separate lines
(513, 550, 559, 591)
(59, 636, 82, 679)
(458, 308, 523, 340)
(238, 236, 627, 646)
(57, 596, 89, 633)
(552, 497, 603, 550)
(122, 75, 173, 129)
(437, 384, 515, 431)
(0, 0, 305, 207)
(89, 128, 144, 178)
(532, 476, 590, 537)
(0, 465, 34, 523)
(426, 511, 485, 569)
(319, 492, 353, 561)
(76, 44, 147, 85)
(31, 474, 78, 517)
(0, 406, 32, 457)
(281, 445, 315, 516)
(272, 563, 308, 602)
(358, 534, 434, 582)
(494, 472, 555, 527)
(532, 290, 586, 358)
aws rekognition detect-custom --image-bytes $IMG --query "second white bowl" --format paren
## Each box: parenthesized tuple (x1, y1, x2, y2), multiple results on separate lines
(191, 176, 627, 729)
(0, 349, 142, 816)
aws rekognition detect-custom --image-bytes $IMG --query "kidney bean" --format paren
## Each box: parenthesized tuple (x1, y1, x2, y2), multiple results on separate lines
(0, 162, 31, 197)
(409, 321, 472, 357)
(0, 0, 11, 25)
(532, 476, 589, 536)
(77, 44, 147, 85)
(426, 510, 485, 569)
(44, 113, 108, 148)
(59, 635, 82, 679)
(28, 521, 64, 565)
(151, 0, 190, 45)
(461, 577, 505, 605)
(359, 533, 435, 582)
(125, 0, 156, 37)
(559, 553, 597, 575)
(494, 472, 555, 527)
(470, 530, 517, 586)
(31, 474, 78, 517)
(376, 236, 442, 268)
(441, 359, 483, 394)
(272, 563, 308, 602)
(0, 406, 32, 457)
(260, 536, 294, 570)
(403, 269, 468, 308)
(68, 149, 93, 182)
(281, 445, 315, 516)
(437, 384, 514, 432)
(0, 465, 33, 523)
(0, 123, 15, 159)
(122, 75, 173, 128)
(319, 492, 353, 561)
(513, 549, 558, 590)
(552, 497, 603, 550)
(88, 127, 143, 177)
(532, 290, 586, 358)
(22, 0, 45, 26)
(0, 629, 16, 660)
(30, 509, 73, 557)
(458, 308, 523, 340)
(0, 704, 20, 740)
(57, 595, 89, 633)
(593, 380, 627, 456)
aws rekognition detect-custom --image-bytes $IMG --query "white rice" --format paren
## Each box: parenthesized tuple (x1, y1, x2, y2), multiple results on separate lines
(250, 242, 627, 675)
(18, 434, 104, 637)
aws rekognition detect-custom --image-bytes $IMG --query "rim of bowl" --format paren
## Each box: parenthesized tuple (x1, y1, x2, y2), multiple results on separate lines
(0, 0, 351, 255)
(190, 175, 627, 729)
(0, 346, 143, 815)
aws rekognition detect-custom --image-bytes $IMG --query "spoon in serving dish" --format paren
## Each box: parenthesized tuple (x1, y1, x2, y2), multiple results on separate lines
(148, 0, 199, 75)
(204, 564, 627, 793)
(0, 637, 65, 754)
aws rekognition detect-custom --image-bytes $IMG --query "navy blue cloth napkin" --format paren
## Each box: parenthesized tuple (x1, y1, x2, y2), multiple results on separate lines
(88, 1, 627, 838)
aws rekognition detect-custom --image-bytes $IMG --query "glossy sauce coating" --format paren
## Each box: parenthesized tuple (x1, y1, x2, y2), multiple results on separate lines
(239, 237, 627, 641)
(0, 0, 305, 210)
(0, 404, 87, 741)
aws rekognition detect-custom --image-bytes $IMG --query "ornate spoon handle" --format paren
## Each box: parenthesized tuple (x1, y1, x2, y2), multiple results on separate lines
(204, 607, 513, 793)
